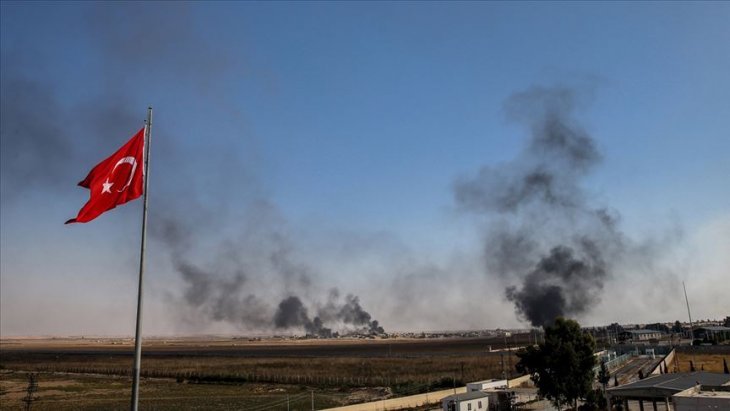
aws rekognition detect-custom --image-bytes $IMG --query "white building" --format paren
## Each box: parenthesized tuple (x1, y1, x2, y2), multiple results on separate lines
(484, 388, 539, 410)
(673, 385, 730, 411)
(467, 379, 508, 392)
(442, 391, 490, 411)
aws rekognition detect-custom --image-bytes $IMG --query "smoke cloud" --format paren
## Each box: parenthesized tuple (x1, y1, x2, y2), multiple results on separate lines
(0, 60, 138, 202)
(455, 85, 624, 327)
(0, 75, 71, 197)
(84, 3, 385, 336)
(152, 203, 386, 336)
(273, 291, 385, 337)
(1, 2, 388, 337)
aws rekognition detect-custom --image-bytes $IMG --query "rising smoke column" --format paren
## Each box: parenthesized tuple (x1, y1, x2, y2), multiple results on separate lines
(454, 85, 624, 327)
(154, 209, 386, 336)
(318, 290, 385, 334)
(274, 296, 334, 338)
(273, 291, 385, 337)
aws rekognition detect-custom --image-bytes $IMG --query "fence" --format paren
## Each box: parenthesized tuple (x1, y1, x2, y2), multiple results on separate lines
(612, 345, 673, 356)
(593, 353, 632, 374)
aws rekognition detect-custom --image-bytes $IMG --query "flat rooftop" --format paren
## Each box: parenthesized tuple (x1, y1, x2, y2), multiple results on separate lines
(674, 385, 730, 399)
(443, 391, 490, 401)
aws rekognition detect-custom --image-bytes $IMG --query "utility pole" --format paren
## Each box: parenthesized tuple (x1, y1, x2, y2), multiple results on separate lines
(683, 282, 695, 342)
(500, 353, 505, 379)
(22, 373, 37, 411)
(683, 281, 697, 366)
(506, 333, 512, 379)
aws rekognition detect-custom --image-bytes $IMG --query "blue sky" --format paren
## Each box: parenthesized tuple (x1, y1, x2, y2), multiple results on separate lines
(1, 2, 728, 335)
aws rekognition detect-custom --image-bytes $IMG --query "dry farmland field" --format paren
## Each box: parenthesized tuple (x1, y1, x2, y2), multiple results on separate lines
(0, 335, 521, 410)
(674, 348, 730, 373)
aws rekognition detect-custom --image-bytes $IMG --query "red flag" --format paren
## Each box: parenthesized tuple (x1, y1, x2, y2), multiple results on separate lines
(66, 128, 145, 224)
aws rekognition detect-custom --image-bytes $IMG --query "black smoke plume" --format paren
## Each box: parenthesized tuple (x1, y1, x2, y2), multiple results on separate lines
(154, 211, 385, 336)
(274, 296, 334, 338)
(455, 85, 623, 327)
(317, 290, 385, 335)
(505, 241, 607, 328)
(273, 292, 385, 337)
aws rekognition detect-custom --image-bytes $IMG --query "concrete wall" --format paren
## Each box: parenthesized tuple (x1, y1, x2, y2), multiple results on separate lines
(321, 387, 467, 411)
(507, 374, 532, 388)
(451, 397, 487, 411)
(650, 348, 676, 375)
(673, 395, 730, 411)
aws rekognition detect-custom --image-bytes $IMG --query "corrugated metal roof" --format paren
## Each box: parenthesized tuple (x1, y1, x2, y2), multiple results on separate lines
(607, 372, 730, 395)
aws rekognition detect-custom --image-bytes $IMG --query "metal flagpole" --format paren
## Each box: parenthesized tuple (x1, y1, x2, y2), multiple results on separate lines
(131, 107, 152, 411)
(683, 281, 697, 366)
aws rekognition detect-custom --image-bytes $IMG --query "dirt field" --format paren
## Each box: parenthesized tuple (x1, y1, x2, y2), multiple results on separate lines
(0, 336, 520, 410)
(0, 370, 353, 410)
(674, 351, 730, 373)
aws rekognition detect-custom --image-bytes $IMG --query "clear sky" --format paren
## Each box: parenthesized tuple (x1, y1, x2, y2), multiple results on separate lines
(1, 2, 728, 336)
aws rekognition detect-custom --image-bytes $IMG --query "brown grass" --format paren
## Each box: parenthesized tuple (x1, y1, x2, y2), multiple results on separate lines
(0, 336, 520, 387)
(0, 336, 524, 410)
(674, 352, 730, 373)
(0, 371, 348, 411)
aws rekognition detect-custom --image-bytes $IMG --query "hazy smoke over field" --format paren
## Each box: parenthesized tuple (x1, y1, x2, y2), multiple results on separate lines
(0, 61, 138, 203)
(0, 76, 71, 197)
(274, 291, 384, 337)
(273, 294, 383, 338)
(153, 209, 386, 336)
(455, 86, 623, 327)
(1, 2, 388, 337)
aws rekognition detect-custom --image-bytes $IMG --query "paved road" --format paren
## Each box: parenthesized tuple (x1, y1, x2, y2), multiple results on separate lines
(321, 387, 467, 411)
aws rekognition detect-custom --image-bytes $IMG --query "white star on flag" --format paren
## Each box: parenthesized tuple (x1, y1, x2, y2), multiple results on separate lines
(102, 179, 113, 194)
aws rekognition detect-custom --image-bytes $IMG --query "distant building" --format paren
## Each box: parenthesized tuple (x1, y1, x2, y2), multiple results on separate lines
(692, 326, 730, 344)
(673, 384, 730, 411)
(619, 329, 664, 342)
(466, 379, 508, 392)
(442, 391, 489, 411)
(644, 323, 671, 333)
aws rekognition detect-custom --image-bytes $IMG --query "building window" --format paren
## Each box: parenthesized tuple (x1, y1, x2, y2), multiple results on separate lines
(478, 400, 482, 409)
(468, 404, 472, 411)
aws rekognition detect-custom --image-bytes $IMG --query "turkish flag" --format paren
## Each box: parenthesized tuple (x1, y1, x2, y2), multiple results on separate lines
(66, 128, 145, 224)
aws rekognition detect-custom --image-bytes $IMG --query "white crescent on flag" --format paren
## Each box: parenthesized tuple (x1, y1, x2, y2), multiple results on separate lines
(112, 156, 138, 192)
